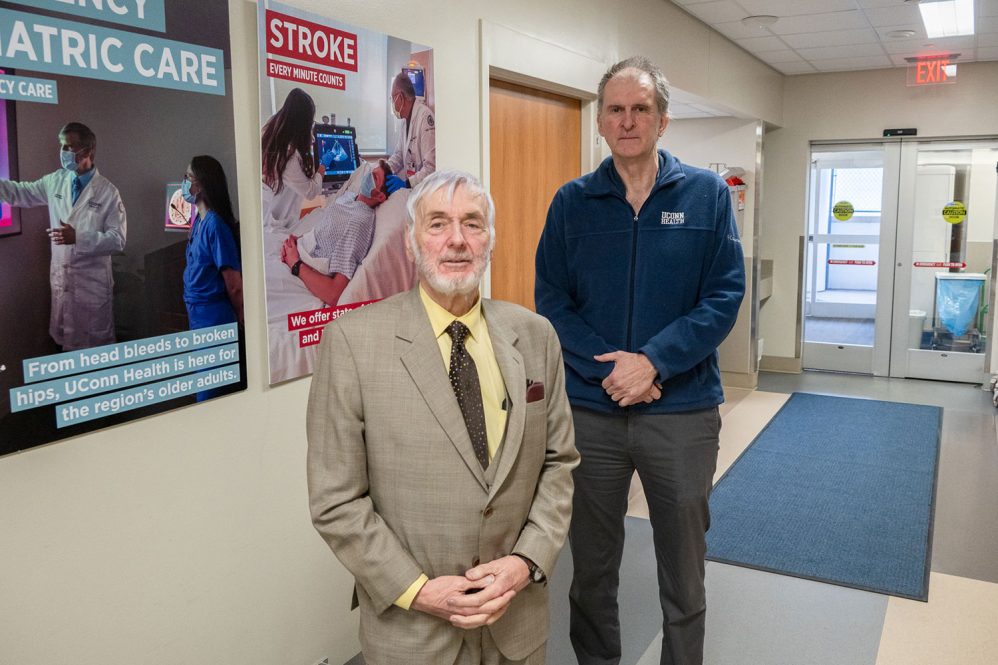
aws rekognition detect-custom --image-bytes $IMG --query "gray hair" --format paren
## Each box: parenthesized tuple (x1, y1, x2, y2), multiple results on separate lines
(406, 170, 496, 251)
(392, 72, 416, 100)
(597, 56, 670, 117)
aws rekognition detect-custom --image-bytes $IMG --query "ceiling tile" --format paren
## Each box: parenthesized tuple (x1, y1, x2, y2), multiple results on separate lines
(769, 11, 870, 35)
(861, 5, 923, 28)
(737, 0, 857, 17)
(979, 2, 998, 18)
(925, 35, 978, 48)
(711, 19, 780, 39)
(757, 49, 806, 64)
(683, 0, 747, 24)
(978, 16, 998, 32)
(878, 36, 931, 53)
(854, 0, 904, 8)
(775, 61, 821, 74)
(880, 42, 932, 55)
(977, 46, 998, 59)
(977, 32, 998, 47)
(882, 35, 976, 53)
(782, 28, 882, 48)
(796, 43, 888, 60)
(811, 55, 893, 71)
(734, 35, 790, 51)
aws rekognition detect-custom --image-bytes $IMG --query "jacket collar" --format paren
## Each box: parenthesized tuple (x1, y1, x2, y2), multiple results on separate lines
(583, 149, 685, 199)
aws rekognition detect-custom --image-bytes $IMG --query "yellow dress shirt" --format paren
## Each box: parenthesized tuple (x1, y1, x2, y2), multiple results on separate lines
(394, 286, 509, 610)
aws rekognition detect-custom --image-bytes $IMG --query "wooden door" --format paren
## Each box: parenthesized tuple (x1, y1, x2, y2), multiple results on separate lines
(489, 79, 581, 311)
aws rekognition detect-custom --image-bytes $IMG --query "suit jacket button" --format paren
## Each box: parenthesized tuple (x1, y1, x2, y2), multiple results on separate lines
(483, 507, 494, 518)
(472, 557, 480, 567)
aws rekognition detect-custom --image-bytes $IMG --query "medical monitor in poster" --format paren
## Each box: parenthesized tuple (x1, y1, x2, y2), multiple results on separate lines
(403, 67, 425, 99)
(313, 124, 359, 189)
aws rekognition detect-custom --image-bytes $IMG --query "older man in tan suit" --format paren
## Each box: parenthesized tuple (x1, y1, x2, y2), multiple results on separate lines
(307, 170, 579, 664)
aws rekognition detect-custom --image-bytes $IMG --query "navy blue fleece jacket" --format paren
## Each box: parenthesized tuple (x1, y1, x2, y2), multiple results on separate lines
(535, 150, 745, 414)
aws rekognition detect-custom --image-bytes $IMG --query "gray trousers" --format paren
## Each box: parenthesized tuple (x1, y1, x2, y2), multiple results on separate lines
(568, 407, 720, 665)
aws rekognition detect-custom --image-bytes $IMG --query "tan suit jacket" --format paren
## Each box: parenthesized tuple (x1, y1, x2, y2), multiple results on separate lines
(307, 287, 579, 664)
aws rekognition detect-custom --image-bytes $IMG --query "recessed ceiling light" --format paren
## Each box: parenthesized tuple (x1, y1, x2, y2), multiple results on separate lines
(741, 15, 779, 28)
(887, 29, 918, 39)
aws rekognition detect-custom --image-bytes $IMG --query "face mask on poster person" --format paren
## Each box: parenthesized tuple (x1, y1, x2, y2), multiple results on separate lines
(60, 149, 78, 171)
(182, 178, 197, 204)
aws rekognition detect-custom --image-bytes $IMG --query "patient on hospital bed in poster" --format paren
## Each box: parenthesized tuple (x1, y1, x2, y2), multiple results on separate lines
(280, 160, 392, 306)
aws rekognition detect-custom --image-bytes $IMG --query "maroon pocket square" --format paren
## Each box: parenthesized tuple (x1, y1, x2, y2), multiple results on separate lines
(526, 380, 545, 403)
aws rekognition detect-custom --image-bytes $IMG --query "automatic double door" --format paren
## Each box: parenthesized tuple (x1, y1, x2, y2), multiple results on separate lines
(803, 139, 998, 383)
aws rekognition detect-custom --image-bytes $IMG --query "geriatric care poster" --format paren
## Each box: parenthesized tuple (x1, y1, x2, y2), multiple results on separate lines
(0, 1, 246, 455)
(258, 0, 434, 384)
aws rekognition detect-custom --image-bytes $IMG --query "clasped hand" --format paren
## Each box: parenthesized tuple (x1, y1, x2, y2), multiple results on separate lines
(411, 555, 530, 629)
(280, 235, 300, 268)
(595, 350, 661, 406)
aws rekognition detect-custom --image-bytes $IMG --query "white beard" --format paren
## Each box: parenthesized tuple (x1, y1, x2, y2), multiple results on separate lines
(411, 241, 488, 297)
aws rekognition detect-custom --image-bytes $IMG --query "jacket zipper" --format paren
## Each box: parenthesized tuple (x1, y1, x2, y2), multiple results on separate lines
(625, 210, 639, 352)
(610, 162, 683, 353)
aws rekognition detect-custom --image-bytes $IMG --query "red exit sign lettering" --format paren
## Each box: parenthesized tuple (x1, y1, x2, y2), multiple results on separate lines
(907, 58, 957, 86)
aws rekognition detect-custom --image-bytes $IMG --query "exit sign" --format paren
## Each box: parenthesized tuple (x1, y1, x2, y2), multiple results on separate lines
(907, 58, 957, 86)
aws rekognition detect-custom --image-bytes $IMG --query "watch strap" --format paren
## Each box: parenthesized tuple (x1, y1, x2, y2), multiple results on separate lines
(513, 553, 545, 583)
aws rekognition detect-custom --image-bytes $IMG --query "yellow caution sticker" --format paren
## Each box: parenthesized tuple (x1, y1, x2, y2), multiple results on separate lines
(942, 201, 966, 224)
(832, 201, 854, 221)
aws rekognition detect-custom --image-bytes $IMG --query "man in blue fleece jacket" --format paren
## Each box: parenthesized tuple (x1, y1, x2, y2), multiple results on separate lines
(535, 57, 745, 665)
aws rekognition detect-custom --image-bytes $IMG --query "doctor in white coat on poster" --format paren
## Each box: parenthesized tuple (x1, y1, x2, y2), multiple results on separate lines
(0, 122, 127, 351)
(385, 71, 435, 194)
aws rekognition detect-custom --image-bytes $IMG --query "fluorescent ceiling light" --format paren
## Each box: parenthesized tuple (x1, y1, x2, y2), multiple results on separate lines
(918, 0, 975, 38)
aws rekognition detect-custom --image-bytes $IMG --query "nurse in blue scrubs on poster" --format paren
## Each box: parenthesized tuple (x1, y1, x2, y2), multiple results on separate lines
(182, 155, 243, 400)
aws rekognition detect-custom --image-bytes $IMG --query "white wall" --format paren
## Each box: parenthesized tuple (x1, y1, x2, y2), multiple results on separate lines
(759, 61, 998, 361)
(665, 116, 762, 250)
(0, 1, 782, 664)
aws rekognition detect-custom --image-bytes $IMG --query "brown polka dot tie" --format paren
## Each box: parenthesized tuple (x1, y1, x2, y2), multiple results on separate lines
(446, 320, 489, 469)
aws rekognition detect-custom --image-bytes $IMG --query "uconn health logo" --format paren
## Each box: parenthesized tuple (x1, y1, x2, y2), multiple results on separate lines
(661, 211, 685, 225)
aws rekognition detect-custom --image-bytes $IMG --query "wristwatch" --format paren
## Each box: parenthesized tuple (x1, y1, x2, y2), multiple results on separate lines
(514, 554, 546, 584)
(290, 259, 303, 277)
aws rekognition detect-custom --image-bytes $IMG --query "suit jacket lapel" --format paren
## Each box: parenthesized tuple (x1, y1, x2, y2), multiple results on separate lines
(397, 289, 488, 490)
(484, 301, 526, 500)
